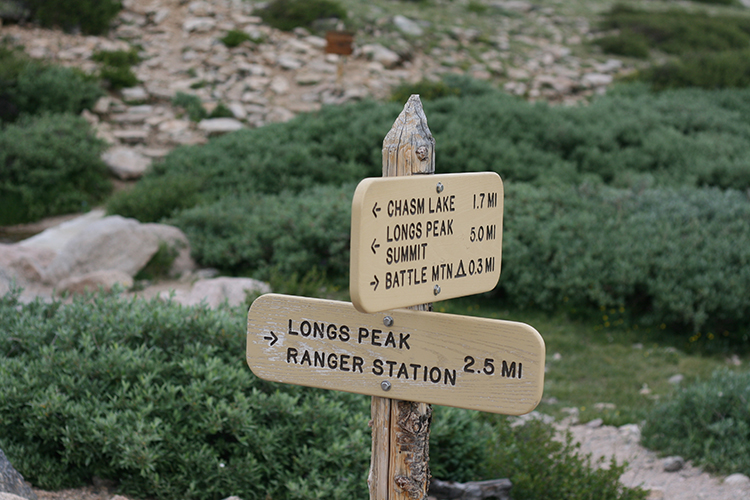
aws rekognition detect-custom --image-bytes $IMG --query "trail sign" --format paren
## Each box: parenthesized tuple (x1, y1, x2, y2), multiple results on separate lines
(350, 172, 503, 313)
(247, 293, 544, 415)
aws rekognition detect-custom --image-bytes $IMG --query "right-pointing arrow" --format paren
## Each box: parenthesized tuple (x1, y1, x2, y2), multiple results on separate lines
(263, 331, 278, 346)
(370, 275, 379, 291)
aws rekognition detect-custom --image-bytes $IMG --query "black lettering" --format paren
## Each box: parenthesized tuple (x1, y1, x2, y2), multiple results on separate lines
(287, 347, 298, 363)
(288, 319, 299, 335)
(373, 358, 384, 375)
(399, 333, 411, 350)
(300, 320, 311, 337)
(397, 363, 409, 379)
(300, 350, 311, 366)
(502, 360, 516, 378)
(386, 360, 398, 377)
(313, 322, 324, 339)
(372, 329, 382, 346)
(339, 325, 351, 342)
(340, 354, 350, 372)
(410, 363, 421, 380)
(314, 351, 325, 367)
(352, 356, 364, 373)
(384, 331, 396, 348)
(327, 353, 338, 369)
(326, 323, 337, 340)
(429, 367, 442, 383)
(358, 327, 369, 344)
(444, 369, 457, 386)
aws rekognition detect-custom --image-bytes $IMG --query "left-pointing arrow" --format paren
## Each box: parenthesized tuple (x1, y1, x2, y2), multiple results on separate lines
(263, 331, 278, 346)
(371, 239, 380, 254)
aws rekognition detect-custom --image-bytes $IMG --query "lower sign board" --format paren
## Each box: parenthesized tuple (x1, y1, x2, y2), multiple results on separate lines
(247, 293, 545, 415)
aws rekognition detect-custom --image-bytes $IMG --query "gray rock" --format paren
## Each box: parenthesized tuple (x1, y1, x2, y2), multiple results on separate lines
(585, 418, 604, 429)
(16, 211, 105, 253)
(112, 129, 150, 144)
(57, 270, 134, 295)
(197, 117, 244, 135)
(102, 146, 152, 180)
(490, 1, 533, 12)
(163, 277, 271, 308)
(361, 44, 401, 68)
(42, 216, 161, 285)
(668, 374, 684, 385)
(663, 456, 685, 472)
(183, 17, 216, 32)
(121, 86, 149, 103)
(724, 473, 750, 486)
(393, 15, 423, 37)
(0, 449, 36, 500)
(581, 72, 613, 87)
(140, 223, 197, 277)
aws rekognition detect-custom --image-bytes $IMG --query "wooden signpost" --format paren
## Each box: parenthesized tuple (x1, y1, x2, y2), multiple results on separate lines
(245, 95, 545, 500)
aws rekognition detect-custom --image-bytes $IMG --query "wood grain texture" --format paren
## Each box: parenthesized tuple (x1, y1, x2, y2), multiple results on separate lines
(245, 294, 546, 413)
(373, 94, 434, 500)
(350, 172, 504, 313)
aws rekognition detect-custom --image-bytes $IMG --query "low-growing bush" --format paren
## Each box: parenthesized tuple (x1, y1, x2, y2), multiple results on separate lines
(25, 0, 122, 35)
(0, 44, 104, 122)
(0, 289, 646, 500)
(641, 369, 750, 475)
(171, 91, 207, 122)
(498, 183, 750, 344)
(110, 87, 750, 226)
(221, 29, 252, 48)
(645, 49, 750, 90)
(92, 49, 139, 89)
(258, 0, 347, 32)
(106, 173, 204, 223)
(0, 113, 111, 225)
(168, 184, 355, 280)
(598, 5, 750, 57)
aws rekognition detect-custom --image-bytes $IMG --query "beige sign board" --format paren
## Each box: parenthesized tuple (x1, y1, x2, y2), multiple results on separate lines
(350, 172, 504, 313)
(246, 293, 544, 415)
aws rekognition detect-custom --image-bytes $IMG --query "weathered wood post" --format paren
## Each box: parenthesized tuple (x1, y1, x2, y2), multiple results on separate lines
(368, 95, 435, 500)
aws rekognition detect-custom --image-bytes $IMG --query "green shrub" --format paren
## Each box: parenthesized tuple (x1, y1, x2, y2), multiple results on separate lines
(0, 113, 111, 225)
(0, 45, 104, 122)
(171, 91, 207, 122)
(598, 5, 750, 57)
(641, 369, 750, 475)
(92, 49, 140, 89)
(0, 289, 646, 500)
(25, 0, 122, 35)
(497, 183, 750, 344)
(106, 174, 204, 223)
(390, 79, 461, 104)
(0, 289, 371, 500)
(595, 32, 650, 59)
(209, 102, 234, 119)
(220, 29, 252, 48)
(258, 0, 347, 32)
(646, 49, 750, 90)
(167, 184, 355, 280)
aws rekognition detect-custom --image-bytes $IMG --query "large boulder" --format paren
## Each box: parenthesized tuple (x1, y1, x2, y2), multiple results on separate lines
(57, 270, 134, 295)
(42, 216, 161, 285)
(0, 449, 36, 500)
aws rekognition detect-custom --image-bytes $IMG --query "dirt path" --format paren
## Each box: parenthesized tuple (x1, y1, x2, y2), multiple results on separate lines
(565, 421, 750, 500)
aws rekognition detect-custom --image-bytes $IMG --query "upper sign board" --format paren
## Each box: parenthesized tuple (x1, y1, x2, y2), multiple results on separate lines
(350, 172, 503, 313)
(247, 293, 544, 415)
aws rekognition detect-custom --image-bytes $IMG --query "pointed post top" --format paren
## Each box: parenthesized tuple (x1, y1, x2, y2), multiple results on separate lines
(382, 94, 436, 177)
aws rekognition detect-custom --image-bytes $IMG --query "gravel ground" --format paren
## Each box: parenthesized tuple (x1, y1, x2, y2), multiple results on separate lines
(565, 421, 750, 500)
